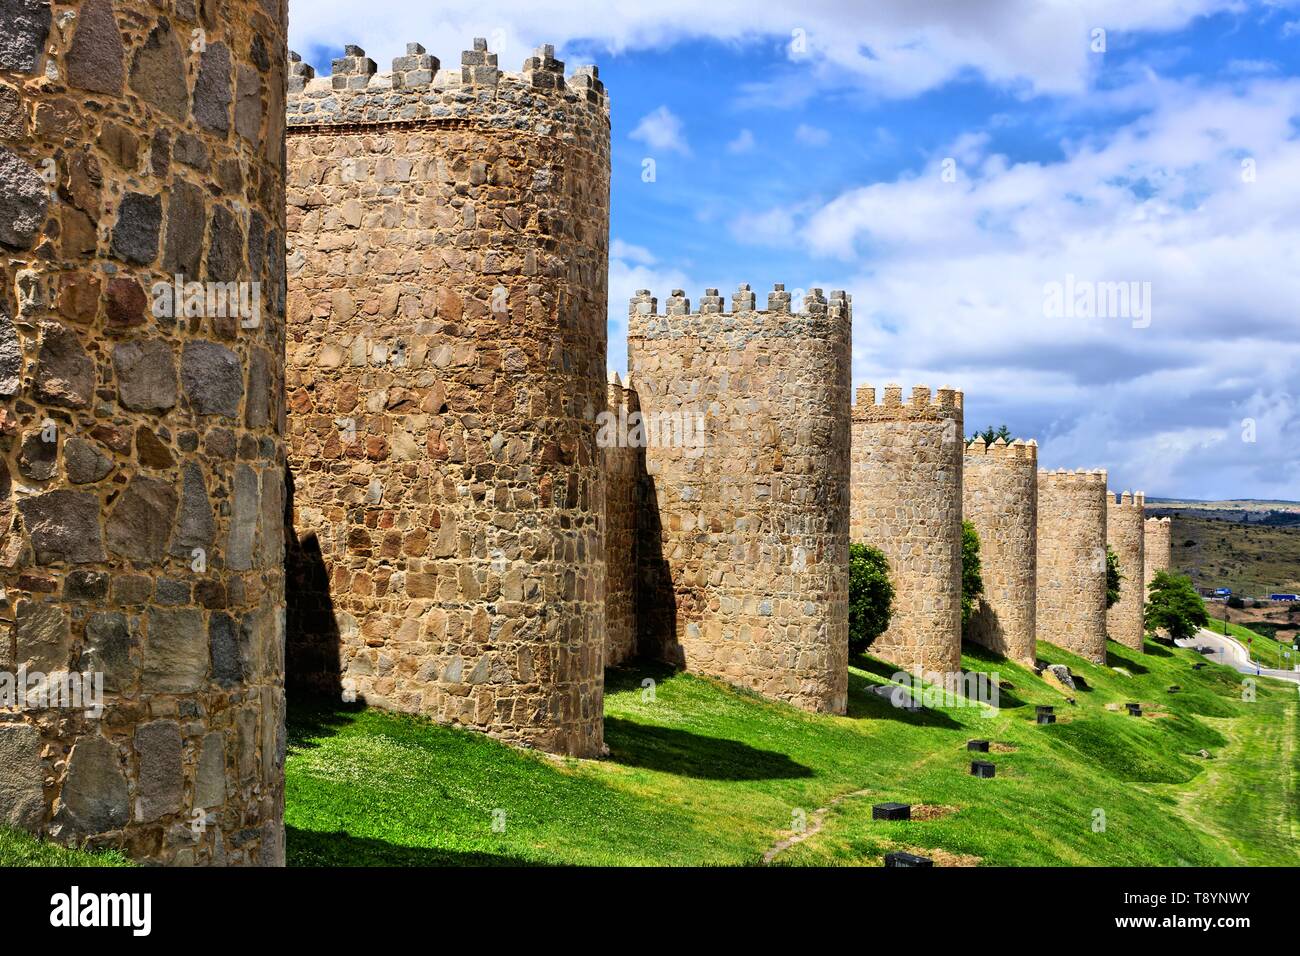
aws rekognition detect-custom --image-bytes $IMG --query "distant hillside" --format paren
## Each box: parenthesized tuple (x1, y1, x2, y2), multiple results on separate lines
(1160, 513, 1300, 597)
(1146, 499, 1300, 528)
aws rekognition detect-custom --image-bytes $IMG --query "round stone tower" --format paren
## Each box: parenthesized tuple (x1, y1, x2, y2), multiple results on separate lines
(283, 40, 609, 756)
(1143, 516, 1171, 593)
(1036, 469, 1109, 665)
(962, 437, 1038, 665)
(851, 384, 964, 674)
(1106, 490, 1146, 652)
(0, 0, 287, 864)
(627, 285, 852, 714)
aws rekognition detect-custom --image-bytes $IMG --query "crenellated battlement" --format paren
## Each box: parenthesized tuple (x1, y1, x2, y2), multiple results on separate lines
(606, 370, 641, 415)
(852, 383, 964, 422)
(628, 284, 850, 343)
(287, 39, 609, 128)
(1110, 489, 1147, 510)
(1038, 467, 1108, 487)
(1145, 516, 1171, 525)
(966, 437, 1038, 461)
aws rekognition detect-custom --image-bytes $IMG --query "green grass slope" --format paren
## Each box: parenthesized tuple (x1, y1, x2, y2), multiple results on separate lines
(285, 637, 1299, 867)
(0, 827, 130, 867)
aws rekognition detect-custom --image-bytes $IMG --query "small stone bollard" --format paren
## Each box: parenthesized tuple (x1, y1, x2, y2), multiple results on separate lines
(1035, 704, 1054, 716)
(1036, 713, 1056, 725)
(873, 803, 911, 821)
(1192, 662, 1206, 670)
(967, 739, 990, 752)
(884, 851, 933, 867)
(1126, 702, 1142, 716)
(970, 760, 996, 778)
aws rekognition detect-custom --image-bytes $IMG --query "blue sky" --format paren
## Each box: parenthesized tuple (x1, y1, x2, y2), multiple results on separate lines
(291, 0, 1300, 501)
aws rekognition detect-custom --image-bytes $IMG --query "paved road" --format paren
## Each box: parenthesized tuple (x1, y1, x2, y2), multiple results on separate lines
(1176, 628, 1300, 684)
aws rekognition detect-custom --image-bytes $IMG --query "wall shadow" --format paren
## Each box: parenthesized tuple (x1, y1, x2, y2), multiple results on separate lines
(284, 464, 343, 701)
(286, 826, 541, 867)
(602, 716, 813, 780)
(635, 471, 681, 665)
(845, 665, 962, 728)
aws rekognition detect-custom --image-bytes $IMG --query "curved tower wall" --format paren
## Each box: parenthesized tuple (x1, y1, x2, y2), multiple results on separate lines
(0, 0, 287, 864)
(627, 285, 851, 713)
(962, 437, 1038, 664)
(851, 385, 965, 674)
(1106, 490, 1146, 652)
(284, 41, 610, 757)
(1143, 516, 1171, 593)
(1036, 469, 1109, 664)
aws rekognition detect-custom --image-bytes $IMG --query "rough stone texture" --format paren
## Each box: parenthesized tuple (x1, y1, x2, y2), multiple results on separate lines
(628, 286, 852, 713)
(0, 145, 49, 249)
(1107, 491, 1146, 652)
(1144, 517, 1171, 593)
(0, 0, 288, 867)
(963, 438, 1038, 664)
(285, 41, 609, 757)
(0, 725, 45, 831)
(851, 385, 964, 674)
(603, 374, 639, 667)
(1036, 469, 1109, 665)
(0, 0, 50, 75)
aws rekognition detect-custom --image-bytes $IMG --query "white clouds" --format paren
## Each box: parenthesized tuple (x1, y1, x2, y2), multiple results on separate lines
(607, 241, 698, 377)
(727, 129, 756, 154)
(794, 123, 831, 146)
(286, 0, 1238, 100)
(630, 106, 691, 156)
(764, 76, 1300, 496)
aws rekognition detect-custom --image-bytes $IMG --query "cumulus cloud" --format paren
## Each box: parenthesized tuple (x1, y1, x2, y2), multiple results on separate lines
(727, 129, 757, 154)
(629, 106, 691, 156)
(767, 76, 1300, 497)
(286, 0, 1238, 99)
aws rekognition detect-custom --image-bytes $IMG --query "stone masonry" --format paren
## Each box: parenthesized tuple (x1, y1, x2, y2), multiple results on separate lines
(283, 41, 609, 757)
(1106, 490, 1146, 652)
(0, 0, 287, 864)
(1144, 516, 1171, 594)
(627, 285, 851, 713)
(603, 372, 639, 667)
(962, 437, 1038, 664)
(851, 385, 964, 674)
(1036, 469, 1109, 664)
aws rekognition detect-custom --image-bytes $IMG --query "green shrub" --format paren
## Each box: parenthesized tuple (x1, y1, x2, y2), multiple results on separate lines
(1145, 570, 1210, 641)
(961, 520, 984, 626)
(1106, 545, 1123, 609)
(849, 543, 893, 655)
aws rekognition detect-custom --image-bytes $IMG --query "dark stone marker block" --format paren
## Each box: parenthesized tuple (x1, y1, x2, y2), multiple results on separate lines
(970, 760, 995, 778)
(966, 739, 990, 752)
(1037, 713, 1056, 725)
(884, 851, 932, 868)
(872, 802, 911, 821)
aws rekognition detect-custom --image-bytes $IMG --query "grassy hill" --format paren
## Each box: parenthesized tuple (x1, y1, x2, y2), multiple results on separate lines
(282, 637, 1299, 867)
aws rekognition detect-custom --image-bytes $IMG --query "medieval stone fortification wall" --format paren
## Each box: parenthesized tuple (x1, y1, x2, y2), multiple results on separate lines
(1106, 491, 1146, 652)
(962, 437, 1038, 664)
(1143, 516, 1171, 592)
(1036, 469, 1109, 664)
(283, 40, 609, 757)
(0, 0, 287, 864)
(626, 285, 851, 713)
(603, 372, 640, 667)
(851, 385, 964, 673)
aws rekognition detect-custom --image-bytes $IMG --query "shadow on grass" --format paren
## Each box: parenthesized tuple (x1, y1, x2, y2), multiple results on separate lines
(286, 826, 541, 867)
(603, 717, 814, 780)
(287, 695, 367, 752)
(845, 666, 962, 728)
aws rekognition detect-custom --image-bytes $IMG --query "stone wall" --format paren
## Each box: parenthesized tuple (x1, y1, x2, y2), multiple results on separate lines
(603, 372, 639, 667)
(1036, 469, 1109, 664)
(0, 0, 287, 864)
(283, 41, 609, 757)
(627, 285, 851, 713)
(851, 385, 964, 674)
(1143, 516, 1171, 593)
(962, 437, 1038, 664)
(1106, 491, 1146, 652)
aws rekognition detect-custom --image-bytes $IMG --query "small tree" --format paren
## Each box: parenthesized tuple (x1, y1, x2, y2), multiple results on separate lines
(849, 543, 893, 655)
(961, 520, 984, 627)
(1144, 570, 1209, 641)
(1105, 545, 1123, 609)
(969, 424, 1014, 445)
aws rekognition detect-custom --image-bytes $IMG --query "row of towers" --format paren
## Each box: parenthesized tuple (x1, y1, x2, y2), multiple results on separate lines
(0, 14, 1179, 865)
